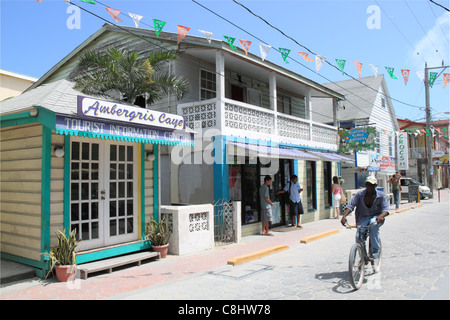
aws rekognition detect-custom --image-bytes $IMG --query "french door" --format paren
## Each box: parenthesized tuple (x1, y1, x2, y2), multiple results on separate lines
(70, 139, 138, 251)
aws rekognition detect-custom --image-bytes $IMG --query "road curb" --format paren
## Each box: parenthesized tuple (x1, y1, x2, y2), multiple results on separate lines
(300, 229, 339, 244)
(227, 245, 289, 266)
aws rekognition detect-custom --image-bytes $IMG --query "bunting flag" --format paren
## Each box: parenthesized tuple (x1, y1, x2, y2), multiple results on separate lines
(444, 73, 450, 88)
(315, 55, 326, 73)
(416, 71, 425, 82)
(353, 62, 363, 77)
(223, 36, 237, 49)
(198, 30, 213, 44)
(368, 64, 378, 77)
(176, 25, 191, 44)
(279, 48, 291, 64)
(385, 66, 397, 79)
(335, 59, 346, 75)
(259, 43, 271, 61)
(37, 0, 42, 2)
(105, 7, 123, 22)
(429, 72, 438, 88)
(128, 13, 143, 28)
(298, 52, 313, 62)
(239, 39, 252, 56)
(153, 19, 166, 37)
(401, 69, 410, 86)
(81, 0, 95, 3)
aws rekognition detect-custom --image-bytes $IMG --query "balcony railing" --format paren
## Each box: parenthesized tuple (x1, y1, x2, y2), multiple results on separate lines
(178, 98, 338, 150)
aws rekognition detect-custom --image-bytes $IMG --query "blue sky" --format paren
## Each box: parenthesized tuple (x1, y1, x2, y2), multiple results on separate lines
(1, 0, 449, 122)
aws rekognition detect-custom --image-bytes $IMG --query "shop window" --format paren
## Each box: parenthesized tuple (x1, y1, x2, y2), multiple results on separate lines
(200, 69, 216, 100)
(306, 161, 317, 211)
(323, 162, 332, 208)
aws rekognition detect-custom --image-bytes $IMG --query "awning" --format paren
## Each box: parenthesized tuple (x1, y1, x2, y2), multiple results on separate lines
(228, 142, 321, 160)
(306, 150, 355, 162)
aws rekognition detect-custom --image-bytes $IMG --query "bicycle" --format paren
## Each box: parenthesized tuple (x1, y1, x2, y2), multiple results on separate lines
(345, 222, 382, 290)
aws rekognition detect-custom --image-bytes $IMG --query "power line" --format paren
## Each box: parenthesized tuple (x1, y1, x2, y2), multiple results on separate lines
(429, 0, 450, 12)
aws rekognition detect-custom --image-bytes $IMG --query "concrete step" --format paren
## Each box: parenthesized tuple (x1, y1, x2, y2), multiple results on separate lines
(78, 251, 160, 280)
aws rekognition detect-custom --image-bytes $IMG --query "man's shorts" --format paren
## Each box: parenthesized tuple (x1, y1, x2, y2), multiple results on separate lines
(289, 201, 304, 217)
(261, 207, 273, 222)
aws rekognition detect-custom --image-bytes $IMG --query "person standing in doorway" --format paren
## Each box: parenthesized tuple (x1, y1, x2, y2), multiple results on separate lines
(331, 176, 341, 219)
(259, 175, 274, 236)
(387, 172, 402, 209)
(277, 175, 304, 228)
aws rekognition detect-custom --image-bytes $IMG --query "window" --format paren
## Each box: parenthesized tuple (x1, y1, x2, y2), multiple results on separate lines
(323, 162, 332, 207)
(376, 131, 381, 154)
(389, 135, 393, 157)
(200, 69, 216, 100)
(306, 161, 317, 211)
(277, 95, 291, 114)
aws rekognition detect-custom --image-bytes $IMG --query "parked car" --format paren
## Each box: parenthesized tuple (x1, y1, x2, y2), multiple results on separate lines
(400, 177, 432, 200)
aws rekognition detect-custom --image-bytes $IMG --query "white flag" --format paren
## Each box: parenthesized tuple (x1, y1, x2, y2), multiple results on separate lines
(416, 71, 425, 83)
(259, 43, 271, 61)
(198, 30, 213, 44)
(368, 64, 378, 77)
(129, 13, 143, 28)
(315, 55, 326, 73)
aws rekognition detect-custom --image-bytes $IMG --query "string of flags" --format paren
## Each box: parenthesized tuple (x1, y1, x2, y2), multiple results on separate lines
(39, 0, 449, 89)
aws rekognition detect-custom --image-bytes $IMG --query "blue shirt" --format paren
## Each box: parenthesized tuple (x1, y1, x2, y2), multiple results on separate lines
(259, 184, 271, 209)
(345, 189, 389, 225)
(283, 181, 302, 203)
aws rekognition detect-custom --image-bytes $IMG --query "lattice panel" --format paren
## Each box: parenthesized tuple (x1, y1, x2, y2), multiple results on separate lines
(224, 103, 273, 135)
(312, 124, 337, 145)
(188, 212, 209, 233)
(277, 115, 310, 140)
(181, 102, 217, 130)
(161, 213, 173, 233)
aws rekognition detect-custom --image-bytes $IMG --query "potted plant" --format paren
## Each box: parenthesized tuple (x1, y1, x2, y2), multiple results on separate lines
(145, 217, 171, 258)
(42, 229, 81, 282)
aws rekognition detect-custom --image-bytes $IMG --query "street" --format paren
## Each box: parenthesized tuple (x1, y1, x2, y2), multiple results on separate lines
(113, 196, 449, 300)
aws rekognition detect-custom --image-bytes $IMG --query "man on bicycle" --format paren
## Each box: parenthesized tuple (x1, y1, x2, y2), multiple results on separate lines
(340, 176, 389, 259)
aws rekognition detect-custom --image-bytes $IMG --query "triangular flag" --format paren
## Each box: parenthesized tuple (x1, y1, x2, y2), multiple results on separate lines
(368, 64, 378, 77)
(385, 67, 397, 79)
(443, 73, 450, 88)
(335, 59, 346, 75)
(401, 69, 410, 86)
(259, 43, 271, 61)
(223, 36, 237, 49)
(105, 7, 123, 23)
(81, 0, 95, 4)
(298, 52, 313, 62)
(353, 62, 363, 77)
(128, 13, 143, 28)
(279, 48, 291, 64)
(153, 19, 166, 37)
(239, 39, 252, 56)
(198, 30, 213, 43)
(429, 72, 438, 88)
(416, 71, 425, 82)
(177, 25, 191, 44)
(315, 55, 326, 73)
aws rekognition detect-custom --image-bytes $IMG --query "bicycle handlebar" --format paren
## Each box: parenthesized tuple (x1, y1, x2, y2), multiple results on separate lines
(344, 222, 378, 229)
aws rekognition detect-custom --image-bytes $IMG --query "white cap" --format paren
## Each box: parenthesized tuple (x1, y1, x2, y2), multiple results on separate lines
(366, 176, 377, 185)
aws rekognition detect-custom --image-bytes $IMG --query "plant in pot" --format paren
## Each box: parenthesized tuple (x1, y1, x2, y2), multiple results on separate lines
(145, 217, 171, 258)
(42, 229, 81, 282)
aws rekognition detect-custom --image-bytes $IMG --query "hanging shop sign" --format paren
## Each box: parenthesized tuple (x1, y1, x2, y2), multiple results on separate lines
(77, 96, 185, 130)
(397, 131, 408, 170)
(338, 127, 376, 152)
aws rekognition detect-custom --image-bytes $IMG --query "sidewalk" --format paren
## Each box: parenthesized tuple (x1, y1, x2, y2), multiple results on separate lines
(1, 190, 447, 300)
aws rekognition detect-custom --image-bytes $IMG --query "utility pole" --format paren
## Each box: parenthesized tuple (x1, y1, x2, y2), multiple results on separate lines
(424, 62, 449, 198)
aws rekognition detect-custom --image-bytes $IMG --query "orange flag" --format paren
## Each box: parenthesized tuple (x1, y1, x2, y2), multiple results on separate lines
(353, 62, 363, 77)
(105, 7, 123, 23)
(239, 39, 252, 56)
(401, 69, 410, 86)
(298, 52, 313, 62)
(177, 25, 191, 44)
(444, 73, 450, 88)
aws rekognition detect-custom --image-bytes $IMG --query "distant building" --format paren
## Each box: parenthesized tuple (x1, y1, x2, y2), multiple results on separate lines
(0, 69, 38, 101)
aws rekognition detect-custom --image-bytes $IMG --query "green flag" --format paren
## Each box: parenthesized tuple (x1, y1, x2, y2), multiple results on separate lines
(429, 72, 438, 88)
(81, 0, 95, 4)
(153, 19, 166, 37)
(385, 67, 397, 79)
(336, 59, 346, 75)
(279, 48, 291, 64)
(223, 36, 237, 49)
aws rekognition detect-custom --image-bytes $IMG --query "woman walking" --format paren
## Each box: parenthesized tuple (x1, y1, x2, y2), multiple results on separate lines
(331, 176, 342, 219)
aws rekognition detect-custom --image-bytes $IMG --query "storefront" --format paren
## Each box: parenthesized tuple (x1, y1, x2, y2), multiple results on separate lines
(0, 80, 193, 277)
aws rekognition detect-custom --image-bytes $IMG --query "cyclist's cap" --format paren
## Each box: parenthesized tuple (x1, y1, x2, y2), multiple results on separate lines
(366, 176, 377, 185)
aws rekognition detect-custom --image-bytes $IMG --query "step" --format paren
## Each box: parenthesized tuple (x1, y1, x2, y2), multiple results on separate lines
(78, 251, 160, 280)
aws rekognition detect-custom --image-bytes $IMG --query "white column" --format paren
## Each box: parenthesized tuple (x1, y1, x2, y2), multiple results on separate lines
(269, 71, 277, 136)
(306, 87, 313, 141)
(216, 50, 225, 134)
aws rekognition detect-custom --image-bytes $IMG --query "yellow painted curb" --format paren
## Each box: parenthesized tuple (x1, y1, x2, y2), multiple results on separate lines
(395, 208, 411, 213)
(227, 245, 289, 266)
(411, 204, 423, 209)
(300, 229, 339, 244)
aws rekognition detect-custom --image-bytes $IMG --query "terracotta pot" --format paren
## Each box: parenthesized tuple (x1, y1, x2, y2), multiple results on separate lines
(152, 244, 169, 258)
(54, 265, 76, 282)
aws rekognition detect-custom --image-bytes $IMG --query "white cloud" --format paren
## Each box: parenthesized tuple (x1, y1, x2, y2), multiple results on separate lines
(409, 11, 450, 71)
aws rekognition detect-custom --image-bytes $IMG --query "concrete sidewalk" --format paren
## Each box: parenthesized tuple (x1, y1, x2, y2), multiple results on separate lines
(1, 191, 446, 300)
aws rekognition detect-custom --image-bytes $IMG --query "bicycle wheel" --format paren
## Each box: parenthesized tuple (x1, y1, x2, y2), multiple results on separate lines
(369, 239, 382, 273)
(348, 243, 365, 290)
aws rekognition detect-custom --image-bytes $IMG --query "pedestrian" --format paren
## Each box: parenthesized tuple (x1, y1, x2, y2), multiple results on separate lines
(277, 174, 304, 228)
(259, 175, 274, 236)
(387, 172, 402, 209)
(331, 176, 341, 219)
(341, 176, 389, 259)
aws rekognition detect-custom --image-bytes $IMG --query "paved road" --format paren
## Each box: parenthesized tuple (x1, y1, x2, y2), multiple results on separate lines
(113, 197, 449, 300)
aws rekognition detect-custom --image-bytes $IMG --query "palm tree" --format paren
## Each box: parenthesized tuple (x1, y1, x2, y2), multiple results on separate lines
(73, 48, 190, 107)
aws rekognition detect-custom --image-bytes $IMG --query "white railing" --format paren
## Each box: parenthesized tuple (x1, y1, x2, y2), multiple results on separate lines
(178, 98, 338, 150)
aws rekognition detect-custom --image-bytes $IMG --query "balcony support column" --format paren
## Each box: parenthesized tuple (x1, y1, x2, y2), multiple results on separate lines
(306, 87, 313, 141)
(269, 71, 277, 137)
(216, 50, 225, 133)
